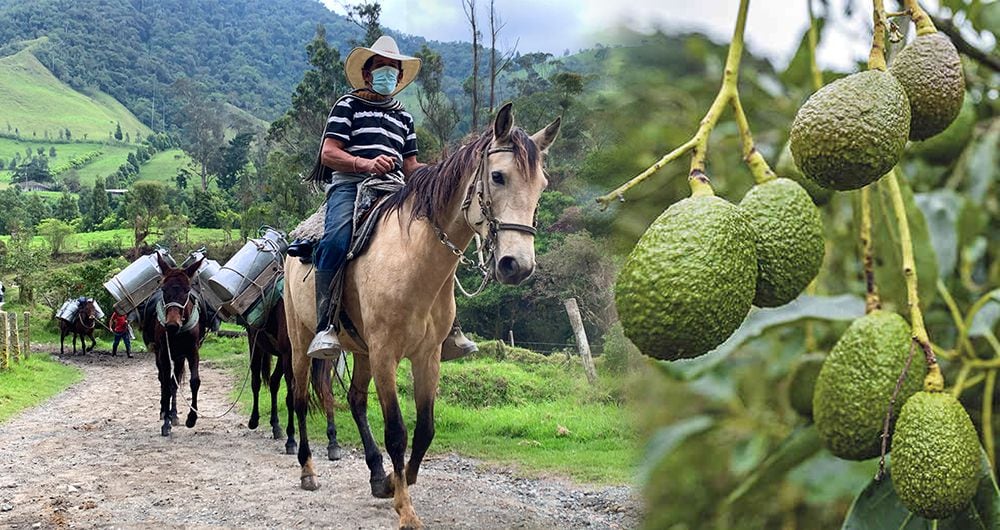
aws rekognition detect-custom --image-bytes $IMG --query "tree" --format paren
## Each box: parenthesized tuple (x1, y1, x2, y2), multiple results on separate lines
(13, 157, 52, 183)
(124, 181, 167, 252)
(346, 1, 383, 47)
(487, 0, 516, 113)
(37, 218, 76, 256)
(64, 128, 71, 141)
(49, 146, 57, 157)
(213, 132, 254, 191)
(3, 227, 50, 303)
(173, 78, 225, 191)
(54, 191, 80, 222)
(533, 232, 617, 335)
(463, 0, 481, 130)
(414, 45, 459, 155)
(114, 122, 123, 141)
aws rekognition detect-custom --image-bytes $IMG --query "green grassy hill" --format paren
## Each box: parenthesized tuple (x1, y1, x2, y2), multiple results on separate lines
(0, 45, 150, 141)
(136, 149, 192, 185)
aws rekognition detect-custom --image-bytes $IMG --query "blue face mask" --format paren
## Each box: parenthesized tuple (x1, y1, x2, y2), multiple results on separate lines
(370, 66, 399, 95)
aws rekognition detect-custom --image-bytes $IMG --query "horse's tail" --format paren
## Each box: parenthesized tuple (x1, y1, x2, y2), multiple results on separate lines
(308, 357, 332, 414)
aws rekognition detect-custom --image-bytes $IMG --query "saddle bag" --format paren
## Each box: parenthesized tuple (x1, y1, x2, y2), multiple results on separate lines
(103, 248, 176, 314)
(207, 228, 287, 319)
(180, 249, 229, 322)
(55, 299, 80, 321)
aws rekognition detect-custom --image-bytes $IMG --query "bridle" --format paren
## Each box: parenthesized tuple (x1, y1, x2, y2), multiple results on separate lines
(76, 308, 96, 330)
(433, 142, 539, 297)
(156, 291, 200, 333)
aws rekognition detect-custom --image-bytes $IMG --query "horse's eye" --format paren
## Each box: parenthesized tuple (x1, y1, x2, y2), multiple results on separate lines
(491, 171, 505, 185)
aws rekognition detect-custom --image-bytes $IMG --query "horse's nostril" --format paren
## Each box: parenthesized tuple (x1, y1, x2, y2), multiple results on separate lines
(497, 256, 520, 278)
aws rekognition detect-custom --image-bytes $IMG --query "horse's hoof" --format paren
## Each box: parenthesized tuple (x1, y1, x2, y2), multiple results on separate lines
(285, 442, 297, 455)
(271, 424, 283, 440)
(248, 416, 259, 430)
(399, 516, 424, 530)
(185, 412, 197, 428)
(300, 475, 320, 491)
(370, 476, 394, 499)
(161, 424, 171, 437)
(327, 444, 342, 461)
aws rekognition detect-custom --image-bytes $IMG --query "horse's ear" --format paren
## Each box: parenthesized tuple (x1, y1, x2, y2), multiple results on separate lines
(183, 257, 204, 279)
(531, 116, 561, 154)
(493, 102, 514, 144)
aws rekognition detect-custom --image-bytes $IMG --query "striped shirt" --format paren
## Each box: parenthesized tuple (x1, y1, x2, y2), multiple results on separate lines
(324, 95, 418, 167)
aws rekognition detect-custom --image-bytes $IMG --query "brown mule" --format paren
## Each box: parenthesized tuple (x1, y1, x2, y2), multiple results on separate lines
(284, 103, 560, 529)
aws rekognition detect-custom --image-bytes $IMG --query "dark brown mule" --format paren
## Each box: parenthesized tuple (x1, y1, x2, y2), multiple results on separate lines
(150, 255, 206, 437)
(246, 298, 343, 460)
(285, 104, 560, 528)
(58, 300, 98, 355)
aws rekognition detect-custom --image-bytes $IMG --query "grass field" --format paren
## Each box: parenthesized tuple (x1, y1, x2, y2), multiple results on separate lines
(136, 149, 193, 184)
(0, 46, 149, 141)
(0, 139, 139, 187)
(199, 336, 638, 484)
(0, 353, 82, 423)
(0, 227, 232, 253)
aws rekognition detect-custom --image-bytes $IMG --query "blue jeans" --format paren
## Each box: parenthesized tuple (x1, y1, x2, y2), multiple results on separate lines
(112, 332, 131, 356)
(314, 183, 359, 273)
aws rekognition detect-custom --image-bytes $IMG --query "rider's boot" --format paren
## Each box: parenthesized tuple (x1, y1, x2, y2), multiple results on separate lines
(307, 270, 343, 360)
(441, 320, 478, 361)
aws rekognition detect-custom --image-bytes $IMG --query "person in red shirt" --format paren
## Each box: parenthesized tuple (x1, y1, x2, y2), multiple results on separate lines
(109, 310, 132, 358)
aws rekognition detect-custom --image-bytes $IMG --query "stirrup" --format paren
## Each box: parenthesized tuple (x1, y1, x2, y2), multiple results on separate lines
(441, 325, 478, 362)
(307, 325, 343, 360)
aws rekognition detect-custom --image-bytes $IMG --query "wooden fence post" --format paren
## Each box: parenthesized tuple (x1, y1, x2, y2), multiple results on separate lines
(563, 298, 597, 384)
(0, 310, 8, 370)
(21, 311, 30, 358)
(9, 312, 20, 364)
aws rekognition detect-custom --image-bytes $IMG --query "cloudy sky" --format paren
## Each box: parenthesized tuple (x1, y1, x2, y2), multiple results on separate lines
(321, 0, 955, 71)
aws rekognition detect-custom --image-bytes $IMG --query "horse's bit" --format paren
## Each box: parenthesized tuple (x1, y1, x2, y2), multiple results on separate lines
(433, 143, 538, 297)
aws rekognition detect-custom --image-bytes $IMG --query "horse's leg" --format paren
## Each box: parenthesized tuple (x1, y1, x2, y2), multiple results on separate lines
(59, 328, 65, 356)
(88, 331, 96, 352)
(373, 356, 422, 529)
(185, 350, 201, 428)
(157, 352, 172, 436)
(278, 355, 297, 453)
(311, 358, 342, 461)
(290, 324, 319, 490)
(349, 355, 390, 498)
(72, 333, 77, 355)
(405, 351, 440, 487)
(248, 332, 263, 430)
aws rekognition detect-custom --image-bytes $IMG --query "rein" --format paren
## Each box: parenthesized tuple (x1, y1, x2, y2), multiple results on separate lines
(76, 311, 96, 330)
(433, 144, 537, 298)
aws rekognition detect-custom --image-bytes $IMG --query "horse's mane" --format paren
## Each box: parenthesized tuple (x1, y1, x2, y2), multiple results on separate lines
(385, 127, 540, 227)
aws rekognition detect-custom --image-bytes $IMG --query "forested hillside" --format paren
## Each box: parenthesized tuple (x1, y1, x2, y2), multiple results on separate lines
(0, 0, 484, 123)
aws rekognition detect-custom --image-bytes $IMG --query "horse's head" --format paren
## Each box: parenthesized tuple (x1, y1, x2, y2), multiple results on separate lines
(157, 253, 202, 333)
(78, 299, 97, 326)
(471, 103, 561, 285)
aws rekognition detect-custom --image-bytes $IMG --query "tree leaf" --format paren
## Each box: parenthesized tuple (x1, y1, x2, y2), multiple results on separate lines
(656, 295, 865, 381)
(866, 174, 939, 314)
(841, 448, 1000, 529)
(780, 17, 827, 90)
(969, 289, 1000, 338)
(724, 425, 823, 506)
(637, 415, 715, 486)
(915, 190, 964, 278)
(964, 121, 999, 206)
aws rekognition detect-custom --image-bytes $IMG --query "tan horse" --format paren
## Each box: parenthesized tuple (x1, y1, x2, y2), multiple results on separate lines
(284, 103, 559, 529)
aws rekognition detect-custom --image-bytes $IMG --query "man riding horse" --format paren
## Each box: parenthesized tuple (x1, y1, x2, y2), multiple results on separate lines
(294, 36, 477, 361)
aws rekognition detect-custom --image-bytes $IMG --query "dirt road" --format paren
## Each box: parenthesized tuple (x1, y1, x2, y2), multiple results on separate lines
(0, 352, 639, 529)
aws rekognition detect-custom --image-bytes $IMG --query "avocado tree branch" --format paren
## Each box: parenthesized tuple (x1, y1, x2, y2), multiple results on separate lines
(596, 0, 774, 207)
(886, 168, 942, 391)
(860, 186, 882, 313)
(930, 14, 1000, 73)
(903, 0, 937, 35)
(984, 370, 996, 470)
(869, 0, 889, 71)
(807, 0, 823, 92)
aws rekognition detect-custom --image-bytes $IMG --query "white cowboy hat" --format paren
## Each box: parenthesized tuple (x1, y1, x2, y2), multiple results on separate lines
(344, 36, 421, 96)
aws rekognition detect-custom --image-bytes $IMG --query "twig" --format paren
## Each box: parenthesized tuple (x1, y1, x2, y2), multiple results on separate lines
(869, 0, 888, 71)
(877, 339, 917, 480)
(930, 14, 1000, 72)
(902, 0, 937, 35)
(807, 0, 823, 92)
(985, 370, 997, 472)
(861, 186, 882, 313)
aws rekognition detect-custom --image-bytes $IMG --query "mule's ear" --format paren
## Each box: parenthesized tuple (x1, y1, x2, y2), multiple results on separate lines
(493, 102, 514, 144)
(156, 252, 171, 273)
(531, 116, 561, 154)
(184, 257, 204, 279)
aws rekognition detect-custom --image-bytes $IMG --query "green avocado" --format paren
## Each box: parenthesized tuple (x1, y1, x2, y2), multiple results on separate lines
(911, 93, 976, 165)
(892, 391, 980, 519)
(615, 194, 757, 361)
(890, 32, 966, 141)
(813, 310, 925, 460)
(790, 70, 910, 191)
(788, 353, 826, 418)
(739, 178, 825, 307)
(775, 140, 833, 205)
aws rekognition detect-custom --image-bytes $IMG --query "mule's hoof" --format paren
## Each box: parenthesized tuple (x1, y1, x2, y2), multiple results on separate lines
(300, 475, 320, 491)
(327, 444, 343, 461)
(272, 424, 283, 440)
(185, 412, 197, 428)
(248, 415, 259, 430)
(161, 424, 171, 437)
(371, 476, 394, 499)
(399, 517, 424, 530)
(170, 415, 180, 427)
(285, 442, 297, 455)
